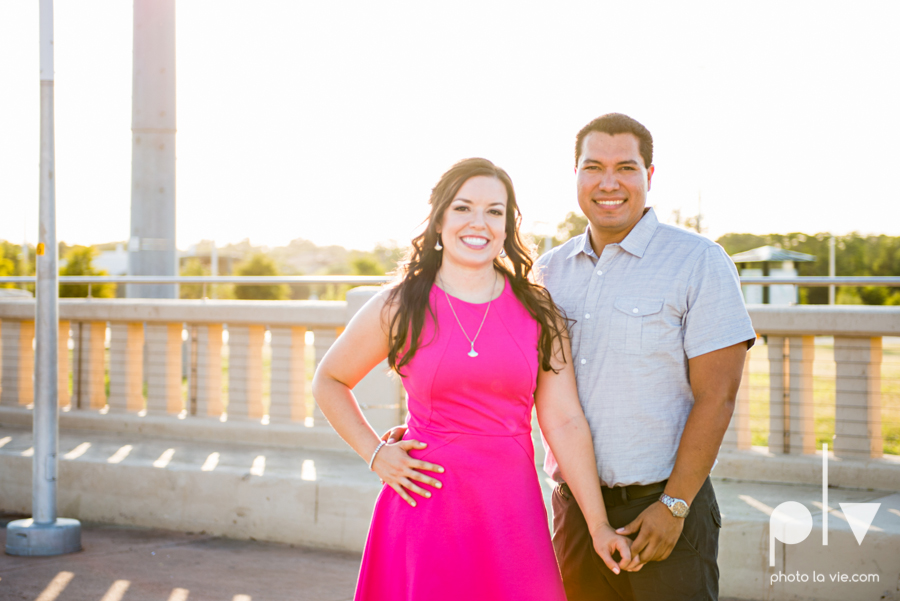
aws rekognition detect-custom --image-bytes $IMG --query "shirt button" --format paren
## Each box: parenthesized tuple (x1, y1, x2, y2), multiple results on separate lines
(580, 359, 586, 365)
(632, 308, 639, 313)
(585, 313, 590, 319)
(596, 270, 603, 276)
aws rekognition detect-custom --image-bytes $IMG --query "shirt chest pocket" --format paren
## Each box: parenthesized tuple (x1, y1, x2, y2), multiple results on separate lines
(608, 296, 664, 355)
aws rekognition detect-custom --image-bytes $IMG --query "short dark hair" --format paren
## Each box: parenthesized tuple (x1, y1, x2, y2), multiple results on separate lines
(575, 113, 653, 168)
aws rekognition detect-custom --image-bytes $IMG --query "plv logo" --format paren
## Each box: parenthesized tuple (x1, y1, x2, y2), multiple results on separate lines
(769, 443, 880, 566)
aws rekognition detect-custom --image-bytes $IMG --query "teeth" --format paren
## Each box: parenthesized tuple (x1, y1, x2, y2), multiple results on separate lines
(461, 237, 488, 246)
(597, 200, 625, 206)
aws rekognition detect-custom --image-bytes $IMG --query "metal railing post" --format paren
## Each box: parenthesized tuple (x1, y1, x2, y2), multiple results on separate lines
(6, 0, 81, 556)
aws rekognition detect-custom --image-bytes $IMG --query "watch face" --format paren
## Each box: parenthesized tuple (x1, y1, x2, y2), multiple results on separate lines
(661, 494, 690, 518)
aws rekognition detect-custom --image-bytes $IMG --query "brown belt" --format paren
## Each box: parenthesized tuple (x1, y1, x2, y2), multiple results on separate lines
(558, 480, 667, 508)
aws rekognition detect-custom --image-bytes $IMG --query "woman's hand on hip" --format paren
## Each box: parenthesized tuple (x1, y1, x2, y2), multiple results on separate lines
(372, 439, 444, 507)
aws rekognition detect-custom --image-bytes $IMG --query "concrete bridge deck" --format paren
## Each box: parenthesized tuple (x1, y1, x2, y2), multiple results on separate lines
(3, 422, 900, 600)
(0, 518, 362, 601)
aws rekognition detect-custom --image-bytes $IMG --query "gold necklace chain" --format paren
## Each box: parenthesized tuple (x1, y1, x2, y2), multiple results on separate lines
(439, 273, 497, 358)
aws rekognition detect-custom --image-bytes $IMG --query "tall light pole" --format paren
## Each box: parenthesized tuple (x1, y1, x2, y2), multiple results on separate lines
(6, 0, 82, 557)
(127, 0, 177, 299)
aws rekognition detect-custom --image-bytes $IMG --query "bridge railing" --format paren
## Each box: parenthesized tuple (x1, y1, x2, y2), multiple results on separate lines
(0, 288, 404, 437)
(1, 289, 899, 475)
(722, 305, 900, 463)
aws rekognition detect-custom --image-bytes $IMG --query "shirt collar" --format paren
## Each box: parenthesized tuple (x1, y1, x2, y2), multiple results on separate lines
(619, 207, 659, 258)
(565, 207, 659, 260)
(567, 226, 598, 260)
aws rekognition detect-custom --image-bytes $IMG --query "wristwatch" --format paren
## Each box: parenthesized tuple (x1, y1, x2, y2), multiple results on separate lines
(659, 493, 690, 518)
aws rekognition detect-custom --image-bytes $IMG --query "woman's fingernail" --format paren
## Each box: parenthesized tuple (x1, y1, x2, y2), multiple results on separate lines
(435, 482, 442, 489)
(425, 492, 431, 498)
(438, 467, 445, 473)
(411, 501, 416, 507)
(613, 567, 620, 575)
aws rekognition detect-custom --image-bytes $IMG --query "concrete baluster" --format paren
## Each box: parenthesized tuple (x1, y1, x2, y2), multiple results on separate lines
(145, 323, 182, 414)
(57, 320, 70, 407)
(227, 325, 265, 419)
(787, 336, 816, 454)
(195, 324, 223, 417)
(108, 322, 144, 412)
(73, 321, 106, 410)
(0, 320, 35, 406)
(767, 336, 788, 454)
(833, 336, 883, 459)
(269, 326, 306, 422)
(344, 288, 403, 435)
(311, 326, 339, 424)
(723, 349, 752, 450)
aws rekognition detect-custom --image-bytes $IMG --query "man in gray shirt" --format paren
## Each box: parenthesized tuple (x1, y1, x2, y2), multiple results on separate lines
(537, 113, 756, 600)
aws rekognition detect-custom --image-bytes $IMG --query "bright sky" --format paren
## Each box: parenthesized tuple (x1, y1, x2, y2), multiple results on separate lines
(1, 1, 899, 252)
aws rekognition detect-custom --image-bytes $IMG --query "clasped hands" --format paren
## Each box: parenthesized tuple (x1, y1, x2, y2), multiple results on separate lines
(376, 427, 683, 573)
(609, 500, 686, 573)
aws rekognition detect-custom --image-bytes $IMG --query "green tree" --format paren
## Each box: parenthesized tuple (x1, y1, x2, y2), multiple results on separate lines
(372, 242, 405, 274)
(0, 255, 15, 289)
(233, 253, 288, 300)
(180, 258, 209, 299)
(717, 232, 900, 305)
(59, 246, 115, 298)
(351, 257, 384, 276)
(555, 212, 589, 244)
(0, 240, 34, 291)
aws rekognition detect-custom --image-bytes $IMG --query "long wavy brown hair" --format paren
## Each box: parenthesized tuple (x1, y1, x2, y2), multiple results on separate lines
(385, 158, 568, 375)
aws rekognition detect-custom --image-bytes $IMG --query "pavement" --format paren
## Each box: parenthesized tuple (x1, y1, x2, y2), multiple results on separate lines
(0, 515, 362, 601)
(0, 518, 761, 601)
(3, 421, 900, 600)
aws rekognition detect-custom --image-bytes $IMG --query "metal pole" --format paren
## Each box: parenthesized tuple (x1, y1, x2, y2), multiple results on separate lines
(7, 0, 81, 557)
(829, 236, 836, 305)
(210, 242, 218, 299)
(128, 0, 177, 300)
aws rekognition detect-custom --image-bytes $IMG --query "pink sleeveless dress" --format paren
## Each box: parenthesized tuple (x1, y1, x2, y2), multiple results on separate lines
(354, 279, 566, 601)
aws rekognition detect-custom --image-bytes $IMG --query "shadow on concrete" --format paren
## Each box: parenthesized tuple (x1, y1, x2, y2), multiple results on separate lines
(0, 518, 361, 601)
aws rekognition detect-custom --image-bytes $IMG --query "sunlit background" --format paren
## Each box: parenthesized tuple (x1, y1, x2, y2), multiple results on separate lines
(1, 0, 899, 251)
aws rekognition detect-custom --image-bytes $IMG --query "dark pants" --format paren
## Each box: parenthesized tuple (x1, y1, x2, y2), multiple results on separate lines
(551, 477, 721, 601)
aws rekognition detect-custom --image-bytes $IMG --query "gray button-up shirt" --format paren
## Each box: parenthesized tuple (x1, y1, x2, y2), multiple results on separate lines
(535, 208, 755, 487)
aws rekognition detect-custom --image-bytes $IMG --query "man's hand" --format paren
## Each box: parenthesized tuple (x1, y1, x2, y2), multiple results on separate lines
(372, 439, 444, 507)
(381, 425, 408, 443)
(616, 501, 684, 569)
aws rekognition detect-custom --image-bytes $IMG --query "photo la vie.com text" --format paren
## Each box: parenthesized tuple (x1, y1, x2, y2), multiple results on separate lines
(767, 443, 882, 587)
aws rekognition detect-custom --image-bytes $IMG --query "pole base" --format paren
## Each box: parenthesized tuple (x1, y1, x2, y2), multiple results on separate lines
(5, 518, 82, 556)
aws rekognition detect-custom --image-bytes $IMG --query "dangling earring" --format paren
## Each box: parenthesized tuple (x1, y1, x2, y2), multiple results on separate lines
(499, 247, 507, 258)
(434, 236, 443, 251)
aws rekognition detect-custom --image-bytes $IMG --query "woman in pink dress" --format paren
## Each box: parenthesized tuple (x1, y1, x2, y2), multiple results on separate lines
(312, 158, 633, 600)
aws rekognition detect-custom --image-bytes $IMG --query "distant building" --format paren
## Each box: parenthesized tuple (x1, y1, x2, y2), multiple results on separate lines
(730, 245, 816, 305)
(94, 243, 129, 276)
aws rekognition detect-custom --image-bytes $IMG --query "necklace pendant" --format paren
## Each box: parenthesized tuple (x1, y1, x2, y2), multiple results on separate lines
(467, 347, 479, 358)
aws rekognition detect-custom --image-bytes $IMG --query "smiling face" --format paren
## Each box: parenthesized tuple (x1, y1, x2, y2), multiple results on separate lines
(437, 175, 508, 270)
(576, 131, 655, 251)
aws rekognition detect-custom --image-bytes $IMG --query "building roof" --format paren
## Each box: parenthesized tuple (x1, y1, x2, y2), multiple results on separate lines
(730, 245, 817, 263)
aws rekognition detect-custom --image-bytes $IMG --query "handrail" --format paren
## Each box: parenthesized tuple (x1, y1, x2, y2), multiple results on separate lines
(0, 275, 393, 285)
(1, 275, 899, 286)
(738, 276, 900, 286)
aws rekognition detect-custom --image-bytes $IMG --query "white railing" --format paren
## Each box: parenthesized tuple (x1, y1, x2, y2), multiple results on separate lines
(1, 291, 899, 473)
(723, 305, 900, 462)
(0, 288, 404, 436)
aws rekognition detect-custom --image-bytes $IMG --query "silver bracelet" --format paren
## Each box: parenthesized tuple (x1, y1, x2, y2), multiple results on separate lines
(368, 440, 387, 471)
